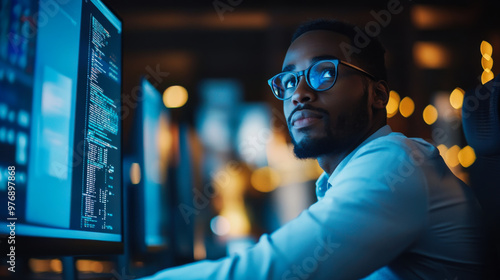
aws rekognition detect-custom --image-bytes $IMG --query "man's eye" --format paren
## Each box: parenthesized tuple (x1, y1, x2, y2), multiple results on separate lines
(284, 79, 296, 89)
(321, 69, 334, 79)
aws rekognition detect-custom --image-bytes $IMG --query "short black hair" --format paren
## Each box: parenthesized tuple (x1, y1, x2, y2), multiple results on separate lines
(291, 19, 387, 82)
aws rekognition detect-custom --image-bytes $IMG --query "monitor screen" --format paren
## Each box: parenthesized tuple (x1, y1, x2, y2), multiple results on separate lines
(0, 0, 122, 255)
(129, 78, 172, 252)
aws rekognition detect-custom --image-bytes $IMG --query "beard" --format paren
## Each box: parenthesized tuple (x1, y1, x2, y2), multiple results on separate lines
(289, 89, 370, 159)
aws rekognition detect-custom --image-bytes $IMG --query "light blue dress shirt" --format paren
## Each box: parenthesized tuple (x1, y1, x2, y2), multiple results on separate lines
(140, 125, 486, 280)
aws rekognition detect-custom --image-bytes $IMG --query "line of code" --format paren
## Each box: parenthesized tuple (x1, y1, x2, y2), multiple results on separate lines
(80, 15, 119, 232)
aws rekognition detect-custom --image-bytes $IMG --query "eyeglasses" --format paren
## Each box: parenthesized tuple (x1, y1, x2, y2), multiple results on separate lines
(267, 59, 376, 100)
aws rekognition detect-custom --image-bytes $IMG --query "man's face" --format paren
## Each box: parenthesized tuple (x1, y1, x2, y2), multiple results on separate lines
(282, 30, 374, 159)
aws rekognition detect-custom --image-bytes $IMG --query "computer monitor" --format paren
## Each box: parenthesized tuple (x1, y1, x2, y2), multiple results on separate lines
(0, 0, 123, 255)
(129, 78, 172, 254)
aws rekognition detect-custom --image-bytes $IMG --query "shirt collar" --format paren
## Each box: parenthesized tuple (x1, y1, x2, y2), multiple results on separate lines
(315, 125, 393, 200)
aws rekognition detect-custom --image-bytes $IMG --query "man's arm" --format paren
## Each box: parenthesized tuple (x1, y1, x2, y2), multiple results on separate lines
(141, 139, 428, 280)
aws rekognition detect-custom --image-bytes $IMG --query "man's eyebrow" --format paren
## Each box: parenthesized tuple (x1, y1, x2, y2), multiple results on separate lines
(282, 64, 295, 72)
(311, 55, 340, 63)
(281, 55, 341, 72)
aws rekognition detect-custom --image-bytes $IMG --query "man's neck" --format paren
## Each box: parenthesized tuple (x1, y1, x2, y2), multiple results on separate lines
(317, 122, 385, 175)
(317, 152, 349, 176)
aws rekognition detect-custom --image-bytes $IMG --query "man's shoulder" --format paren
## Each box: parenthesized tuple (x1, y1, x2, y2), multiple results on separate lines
(361, 132, 438, 158)
(346, 132, 441, 174)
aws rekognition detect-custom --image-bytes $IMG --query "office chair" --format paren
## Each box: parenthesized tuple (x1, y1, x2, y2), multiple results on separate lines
(462, 74, 500, 278)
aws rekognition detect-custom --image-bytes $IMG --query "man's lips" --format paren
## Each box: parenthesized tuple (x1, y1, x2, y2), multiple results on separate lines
(290, 109, 324, 128)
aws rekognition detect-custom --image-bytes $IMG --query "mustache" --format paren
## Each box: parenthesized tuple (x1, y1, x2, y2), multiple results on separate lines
(287, 104, 330, 126)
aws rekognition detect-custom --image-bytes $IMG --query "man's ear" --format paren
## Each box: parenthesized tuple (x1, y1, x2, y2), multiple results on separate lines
(372, 80, 389, 110)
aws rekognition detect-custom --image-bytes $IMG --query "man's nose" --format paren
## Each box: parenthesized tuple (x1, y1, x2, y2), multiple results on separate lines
(291, 77, 317, 106)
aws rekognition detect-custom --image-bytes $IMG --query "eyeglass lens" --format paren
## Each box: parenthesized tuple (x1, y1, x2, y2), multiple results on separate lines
(272, 60, 338, 99)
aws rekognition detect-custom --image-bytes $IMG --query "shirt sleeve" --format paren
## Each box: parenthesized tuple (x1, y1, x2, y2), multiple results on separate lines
(140, 138, 428, 280)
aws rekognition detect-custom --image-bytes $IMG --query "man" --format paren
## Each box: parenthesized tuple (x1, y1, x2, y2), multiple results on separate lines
(142, 19, 486, 279)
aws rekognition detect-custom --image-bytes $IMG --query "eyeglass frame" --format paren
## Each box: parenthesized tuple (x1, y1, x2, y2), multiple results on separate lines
(267, 58, 377, 100)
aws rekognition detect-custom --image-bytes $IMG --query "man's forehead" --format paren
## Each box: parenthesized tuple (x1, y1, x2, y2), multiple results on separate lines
(282, 30, 352, 71)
